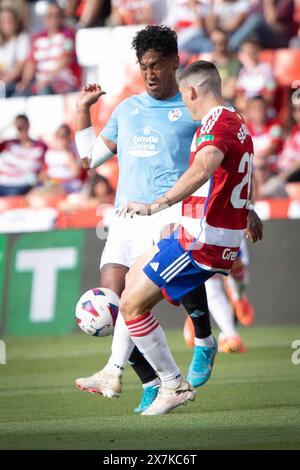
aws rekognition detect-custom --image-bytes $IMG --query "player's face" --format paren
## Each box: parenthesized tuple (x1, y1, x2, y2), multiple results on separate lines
(139, 50, 179, 100)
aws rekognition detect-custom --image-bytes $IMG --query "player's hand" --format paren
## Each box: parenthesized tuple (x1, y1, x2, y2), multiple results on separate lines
(76, 84, 106, 110)
(245, 210, 263, 243)
(119, 202, 153, 217)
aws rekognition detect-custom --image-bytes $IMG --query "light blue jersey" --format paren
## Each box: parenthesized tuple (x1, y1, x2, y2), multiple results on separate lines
(101, 91, 198, 210)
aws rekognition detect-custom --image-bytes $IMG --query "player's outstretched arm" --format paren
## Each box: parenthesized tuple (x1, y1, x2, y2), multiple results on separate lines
(122, 145, 224, 217)
(161, 145, 224, 205)
(75, 84, 116, 169)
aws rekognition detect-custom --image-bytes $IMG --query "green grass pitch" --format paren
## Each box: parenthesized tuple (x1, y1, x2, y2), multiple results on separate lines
(0, 325, 300, 450)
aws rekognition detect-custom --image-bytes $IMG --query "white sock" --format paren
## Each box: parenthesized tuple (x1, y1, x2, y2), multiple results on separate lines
(195, 335, 215, 347)
(143, 378, 160, 389)
(126, 311, 181, 389)
(206, 275, 238, 338)
(104, 313, 135, 376)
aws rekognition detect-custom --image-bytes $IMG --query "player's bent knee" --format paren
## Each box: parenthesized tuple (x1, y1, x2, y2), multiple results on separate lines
(124, 268, 137, 289)
(119, 292, 142, 321)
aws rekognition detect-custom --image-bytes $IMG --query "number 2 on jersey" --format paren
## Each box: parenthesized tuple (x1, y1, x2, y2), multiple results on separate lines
(230, 152, 254, 209)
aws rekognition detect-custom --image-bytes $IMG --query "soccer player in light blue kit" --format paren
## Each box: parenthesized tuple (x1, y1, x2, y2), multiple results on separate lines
(101, 88, 196, 214)
(75, 26, 218, 411)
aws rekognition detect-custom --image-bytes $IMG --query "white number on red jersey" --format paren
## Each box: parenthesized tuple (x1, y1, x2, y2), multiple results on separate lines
(230, 152, 254, 209)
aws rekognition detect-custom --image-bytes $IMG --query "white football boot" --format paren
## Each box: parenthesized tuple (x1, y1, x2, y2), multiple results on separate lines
(141, 379, 195, 416)
(75, 369, 122, 398)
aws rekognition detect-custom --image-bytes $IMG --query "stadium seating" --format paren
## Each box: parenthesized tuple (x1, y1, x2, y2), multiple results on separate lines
(0, 195, 27, 212)
(272, 49, 300, 87)
(285, 182, 300, 199)
(258, 48, 300, 89)
(56, 206, 102, 229)
(26, 192, 66, 209)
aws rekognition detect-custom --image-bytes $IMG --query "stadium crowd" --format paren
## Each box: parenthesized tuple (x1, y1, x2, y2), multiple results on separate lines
(0, 0, 300, 213)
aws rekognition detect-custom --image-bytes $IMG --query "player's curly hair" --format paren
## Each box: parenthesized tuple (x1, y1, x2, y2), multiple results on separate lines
(132, 25, 178, 61)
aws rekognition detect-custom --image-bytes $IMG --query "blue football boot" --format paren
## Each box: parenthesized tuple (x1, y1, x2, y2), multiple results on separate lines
(134, 385, 160, 413)
(187, 337, 218, 387)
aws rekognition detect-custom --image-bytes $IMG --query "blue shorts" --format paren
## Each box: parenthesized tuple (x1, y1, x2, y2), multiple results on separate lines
(143, 231, 217, 305)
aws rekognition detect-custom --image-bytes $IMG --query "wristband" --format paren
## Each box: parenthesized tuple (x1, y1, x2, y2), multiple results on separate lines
(75, 128, 114, 168)
(75, 126, 96, 160)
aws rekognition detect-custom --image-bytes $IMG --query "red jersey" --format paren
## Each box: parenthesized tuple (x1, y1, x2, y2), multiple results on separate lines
(180, 106, 254, 273)
(0, 139, 46, 187)
(29, 27, 81, 94)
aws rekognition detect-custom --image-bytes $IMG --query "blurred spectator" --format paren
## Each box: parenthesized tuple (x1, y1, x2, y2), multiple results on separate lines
(16, 2, 81, 96)
(246, 95, 283, 194)
(205, 0, 296, 52)
(166, 0, 212, 56)
(260, 102, 300, 198)
(0, 114, 46, 196)
(289, 0, 300, 49)
(208, 28, 241, 104)
(0, 0, 27, 21)
(107, 0, 167, 27)
(278, 103, 300, 176)
(224, 0, 297, 51)
(277, 103, 300, 184)
(58, 172, 115, 211)
(64, 0, 111, 28)
(205, 0, 253, 52)
(30, 124, 82, 197)
(87, 172, 114, 205)
(0, 6, 29, 97)
(251, 0, 296, 49)
(236, 37, 277, 112)
(289, 25, 300, 48)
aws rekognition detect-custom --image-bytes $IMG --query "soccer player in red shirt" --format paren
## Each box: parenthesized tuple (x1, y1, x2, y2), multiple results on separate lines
(77, 60, 263, 415)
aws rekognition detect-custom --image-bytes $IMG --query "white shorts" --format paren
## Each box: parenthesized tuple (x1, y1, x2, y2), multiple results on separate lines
(100, 203, 182, 269)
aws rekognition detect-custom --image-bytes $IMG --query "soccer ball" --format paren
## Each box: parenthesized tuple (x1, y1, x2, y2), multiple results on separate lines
(75, 288, 119, 337)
